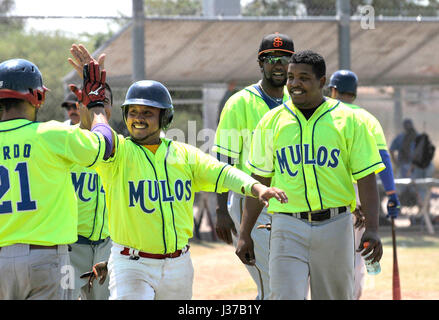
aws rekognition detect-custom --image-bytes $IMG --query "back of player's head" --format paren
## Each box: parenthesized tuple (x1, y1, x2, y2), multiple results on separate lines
(0, 58, 48, 108)
(121, 80, 174, 129)
(329, 70, 358, 95)
(258, 33, 295, 60)
(290, 50, 326, 79)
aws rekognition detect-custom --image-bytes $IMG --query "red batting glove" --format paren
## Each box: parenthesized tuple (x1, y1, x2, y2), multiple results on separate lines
(81, 60, 106, 109)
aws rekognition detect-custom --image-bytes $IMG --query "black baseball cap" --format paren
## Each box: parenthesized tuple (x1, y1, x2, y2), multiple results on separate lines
(258, 33, 295, 57)
(61, 91, 78, 108)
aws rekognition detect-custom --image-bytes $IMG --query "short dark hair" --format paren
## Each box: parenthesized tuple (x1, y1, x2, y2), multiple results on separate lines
(0, 98, 26, 112)
(290, 50, 326, 79)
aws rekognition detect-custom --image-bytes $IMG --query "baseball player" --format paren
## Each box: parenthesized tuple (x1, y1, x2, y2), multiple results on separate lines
(65, 44, 114, 300)
(213, 33, 294, 300)
(328, 69, 400, 299)
(236, 50, 384, 300)
(0, 58, 113, 299)
(80, 79, 288, 300)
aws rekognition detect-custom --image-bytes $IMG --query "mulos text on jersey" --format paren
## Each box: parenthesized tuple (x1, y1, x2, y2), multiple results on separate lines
(128, 179, 192, 214)
(276, 144, 340, 176)
(71, 172, 105, 202)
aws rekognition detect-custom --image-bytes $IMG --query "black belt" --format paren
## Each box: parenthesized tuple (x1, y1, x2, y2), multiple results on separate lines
(278, 206, 347, 222)
(76, 235, 107, 245)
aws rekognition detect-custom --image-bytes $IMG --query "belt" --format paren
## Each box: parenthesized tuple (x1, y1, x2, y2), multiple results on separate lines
(76, 235, 106, 245)
(29, 245, 58, 249)
(278, 206, 347, 222)
(0, 244, 58, 251)
(120, 245, 189, 260)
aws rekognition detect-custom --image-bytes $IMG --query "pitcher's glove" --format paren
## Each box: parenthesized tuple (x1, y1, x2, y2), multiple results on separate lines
(80, 261, 108, 292)
(69, 60, 106, 109)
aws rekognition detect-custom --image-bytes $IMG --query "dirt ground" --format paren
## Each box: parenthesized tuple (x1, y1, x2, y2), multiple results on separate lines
(189, 227, 439, 300)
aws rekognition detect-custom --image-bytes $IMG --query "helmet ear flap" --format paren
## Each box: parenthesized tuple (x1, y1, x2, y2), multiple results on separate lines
(160, 107, 174, 129)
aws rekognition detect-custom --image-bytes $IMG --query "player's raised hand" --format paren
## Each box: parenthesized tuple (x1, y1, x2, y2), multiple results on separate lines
(82, 61, 106, 109)
(80, 261, 108, 292)
(251, 184, 288, 207)
(68, 43, 106, 79)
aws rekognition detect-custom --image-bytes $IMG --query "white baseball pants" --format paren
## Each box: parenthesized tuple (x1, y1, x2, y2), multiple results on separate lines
(108, 242, 194, 300)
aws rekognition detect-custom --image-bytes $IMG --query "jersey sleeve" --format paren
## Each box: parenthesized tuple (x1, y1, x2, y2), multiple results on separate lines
(93, 128, 123, 180)
(361, 109, 388, 151)
(212, 94, 244, 159)
(349, 115, 386, 181)
(187, 145, 231, 193)
(41, 123, 107, 168)
(246, 113, 275, 177)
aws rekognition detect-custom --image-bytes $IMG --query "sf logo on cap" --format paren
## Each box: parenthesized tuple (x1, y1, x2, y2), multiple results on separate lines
(273, 36, 283, 47)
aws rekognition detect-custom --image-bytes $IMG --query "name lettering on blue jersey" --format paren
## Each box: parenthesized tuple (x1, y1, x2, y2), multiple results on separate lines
(128, 179, 193, 214)
(276, 145, 341, 176)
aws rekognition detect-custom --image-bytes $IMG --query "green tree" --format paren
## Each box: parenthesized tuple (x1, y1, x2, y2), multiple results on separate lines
(144, 0, 202, 16)
(0, 0, 24, 30)
(242, 0, 439, 17)
(0, 29, 93, 122)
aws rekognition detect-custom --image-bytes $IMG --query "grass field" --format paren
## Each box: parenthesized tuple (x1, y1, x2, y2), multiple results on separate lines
(189, 227, 439, 300)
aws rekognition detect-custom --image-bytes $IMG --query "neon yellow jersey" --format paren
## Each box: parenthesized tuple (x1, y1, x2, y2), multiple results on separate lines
(247, 98, 385, 213)
(70, 164, 109, 241)
(94, 133, 234, 254)
(344, 103, 388, 151)
(0, 119, 106, 247)
(213, 84, 290, 175)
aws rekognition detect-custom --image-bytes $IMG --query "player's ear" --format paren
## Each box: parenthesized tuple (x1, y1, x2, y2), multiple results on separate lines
(258, 59, 263, 71)
(319, 76, 326, 89)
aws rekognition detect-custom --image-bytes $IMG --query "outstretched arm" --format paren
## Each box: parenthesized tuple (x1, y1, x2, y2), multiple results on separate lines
(235, 175, 283, 266)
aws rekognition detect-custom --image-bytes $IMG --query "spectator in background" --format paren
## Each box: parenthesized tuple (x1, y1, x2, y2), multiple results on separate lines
(61, 91, 80, 125)
(390, 119, 417, 178)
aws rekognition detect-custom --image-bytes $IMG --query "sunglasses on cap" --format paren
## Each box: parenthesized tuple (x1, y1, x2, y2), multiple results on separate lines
(261, 55, 290, 65)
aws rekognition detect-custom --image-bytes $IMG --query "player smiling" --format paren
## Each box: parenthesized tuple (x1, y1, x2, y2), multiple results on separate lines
(82, 79, 288, 300)
(236, 50, 384, 300)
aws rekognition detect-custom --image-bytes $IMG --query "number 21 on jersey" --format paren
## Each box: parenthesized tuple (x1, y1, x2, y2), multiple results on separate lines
(0, 162, 36, 214)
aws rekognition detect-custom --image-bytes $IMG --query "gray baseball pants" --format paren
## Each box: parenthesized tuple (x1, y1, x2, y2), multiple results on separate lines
(269, 211, 355, 300)
(0, 244, 71, 300)
(228, 191, 271, 300)
(69, 237, 111, 300)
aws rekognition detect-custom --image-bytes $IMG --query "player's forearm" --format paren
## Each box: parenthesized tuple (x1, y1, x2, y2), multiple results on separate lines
(240, 174, 272, 235)
(378, 149, 397, 194)
(222, 166, 259, 197)
(240, 196, 264, 236)
(216, 192, 229, 215)
(90, 109, 113, 160)
(357, 173, 380, 232)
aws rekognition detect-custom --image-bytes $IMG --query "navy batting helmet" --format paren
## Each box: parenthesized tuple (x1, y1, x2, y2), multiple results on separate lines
(328, 70, 358, 95)
(121, 80, 174, 129)
(0, 58, 48, 108)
